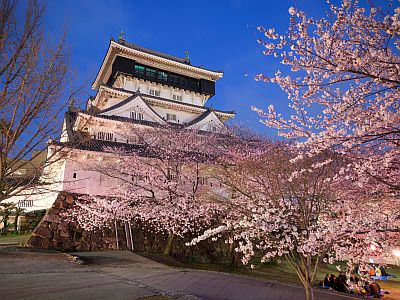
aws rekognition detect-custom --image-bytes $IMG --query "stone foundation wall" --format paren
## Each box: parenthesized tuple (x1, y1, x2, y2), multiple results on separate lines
(27, 193, 230, 262)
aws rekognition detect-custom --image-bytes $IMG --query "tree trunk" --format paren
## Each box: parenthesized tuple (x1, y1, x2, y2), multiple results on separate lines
(13, 214, 18, 233)
(229, 242, 239, 269)
(128, 222, 134, 251)
(1, 209, 10, 235)
(163, 231, 175, 255)
(304, 282, 314, 300)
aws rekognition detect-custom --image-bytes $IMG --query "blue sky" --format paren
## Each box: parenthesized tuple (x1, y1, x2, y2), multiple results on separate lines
(41, 1, 340, 135)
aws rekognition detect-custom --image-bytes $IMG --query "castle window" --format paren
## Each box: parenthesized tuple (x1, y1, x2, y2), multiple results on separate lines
(180, 77, 189, 87)
(169, 74, 180, 85)
(173, 94, 183, 102)
(157, 71, 168, 81)
(166, 113, 177, 122)
(146, 68, 157, 79)
(149, 89, 160, 96)
(97, 132, 114, 141)
(131, 112, 144, 121)
(73, 172, 77, 179)
(135, 65, 145, 75)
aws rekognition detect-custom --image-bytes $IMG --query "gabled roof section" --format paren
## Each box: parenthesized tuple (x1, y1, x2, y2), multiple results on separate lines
(185, 110, 213, 127)
(93, 85, 235, 122)
(186, 110, 228, 133)
(92, 40, 224, 90)
(98, 93, 167, 125)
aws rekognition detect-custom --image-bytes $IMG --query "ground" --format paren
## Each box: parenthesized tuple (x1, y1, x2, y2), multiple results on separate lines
(141, 253, 400, 300)
(2, 245, 398, 300)
(1, 234, 399, 300)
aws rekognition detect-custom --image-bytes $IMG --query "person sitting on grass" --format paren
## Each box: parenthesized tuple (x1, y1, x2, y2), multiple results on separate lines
(335, 273, 350, 293)
(379, 266, 388, 277)
(318, 274, 331, 289)
(375, 266, 382, 277)
(370, 266, 376, 277)
(329, 274, 337, 290)
(369, 280, 382, 298)
(349, 274, 359, 284)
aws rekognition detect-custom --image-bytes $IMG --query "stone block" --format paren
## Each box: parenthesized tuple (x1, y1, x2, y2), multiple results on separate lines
(27, 235, 43, 247)
(53, 200, 62, 208)
(49, 223, 59, 231)
(47, 208, 60, 216)
(61, 238, 73, 250)
(57, 223, 69, 231)
(41, 239, 52, 249)
(34, 226, 53, 239)
(43, 214, 61, 224)
(66, 196, 74, 205)
(60, 230, 69, 238)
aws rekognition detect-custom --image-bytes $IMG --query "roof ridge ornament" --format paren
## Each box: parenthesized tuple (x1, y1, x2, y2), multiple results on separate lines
(184, 50, 190, 64)
(68, 97, 77, 112)
(118, 30, 125, 42)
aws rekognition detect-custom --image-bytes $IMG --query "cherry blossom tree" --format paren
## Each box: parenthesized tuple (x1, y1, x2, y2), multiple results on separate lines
(69, 194, 134, 249)
(253, 0, 399, 197)
(0, 0, 80, 204)
(69, 125, 228, 255)
(189, 138, 399, 300)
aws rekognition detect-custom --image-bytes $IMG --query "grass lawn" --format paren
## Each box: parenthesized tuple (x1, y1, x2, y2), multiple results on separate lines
(0, 233, 31, 246)
(140, 252, 400, 300)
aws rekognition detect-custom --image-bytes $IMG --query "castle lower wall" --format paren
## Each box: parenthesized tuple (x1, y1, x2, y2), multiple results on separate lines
(27, 192, 230, 262)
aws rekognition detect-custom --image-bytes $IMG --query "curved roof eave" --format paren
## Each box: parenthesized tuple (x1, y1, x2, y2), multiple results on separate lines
(92, 40, 224, 90)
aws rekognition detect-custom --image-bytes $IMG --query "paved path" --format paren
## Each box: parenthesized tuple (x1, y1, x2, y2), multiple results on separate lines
(0, 248, 360, 300)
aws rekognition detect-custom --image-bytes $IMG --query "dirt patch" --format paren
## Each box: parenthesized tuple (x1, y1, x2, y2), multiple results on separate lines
(137, 297, 173, 300)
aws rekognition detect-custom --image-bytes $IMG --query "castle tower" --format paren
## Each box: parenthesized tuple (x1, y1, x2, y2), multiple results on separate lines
(14, 39, 235, 210)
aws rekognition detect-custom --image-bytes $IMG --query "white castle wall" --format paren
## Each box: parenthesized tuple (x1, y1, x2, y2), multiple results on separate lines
(120, 76, 206, 106)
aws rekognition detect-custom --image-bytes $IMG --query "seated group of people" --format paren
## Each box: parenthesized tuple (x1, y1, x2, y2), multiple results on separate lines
(319, 272, 389, 298)
(369, 265, 391, 280)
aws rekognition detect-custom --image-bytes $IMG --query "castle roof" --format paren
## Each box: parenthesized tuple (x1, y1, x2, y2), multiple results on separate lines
(117, 39, 223, 73)
(92, 40, 224, 90)
(118, 40, 190, 65)
(58, 110, 229, 156)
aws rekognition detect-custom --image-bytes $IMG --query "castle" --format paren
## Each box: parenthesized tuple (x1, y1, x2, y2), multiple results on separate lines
(12, 38, 235, 211)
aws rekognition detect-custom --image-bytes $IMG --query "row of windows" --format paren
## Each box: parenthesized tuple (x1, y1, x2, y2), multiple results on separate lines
(148, 88, 183, 102)
(166, 113, 177, 121)
(149, 89, 160, 97)
(95, 131, 145, 144)
(172, 94, 183, 101)
(97, 132, 114, 141)
(18, 200, 33, 208)
(95, 114, 218, 139)
(130, 112, 144, 120)
(94, 111, 178, 143)
(134, 63, 200, 91)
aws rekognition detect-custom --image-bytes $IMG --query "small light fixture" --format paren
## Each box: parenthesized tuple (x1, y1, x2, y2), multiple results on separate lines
(393, 249, 400, 257)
